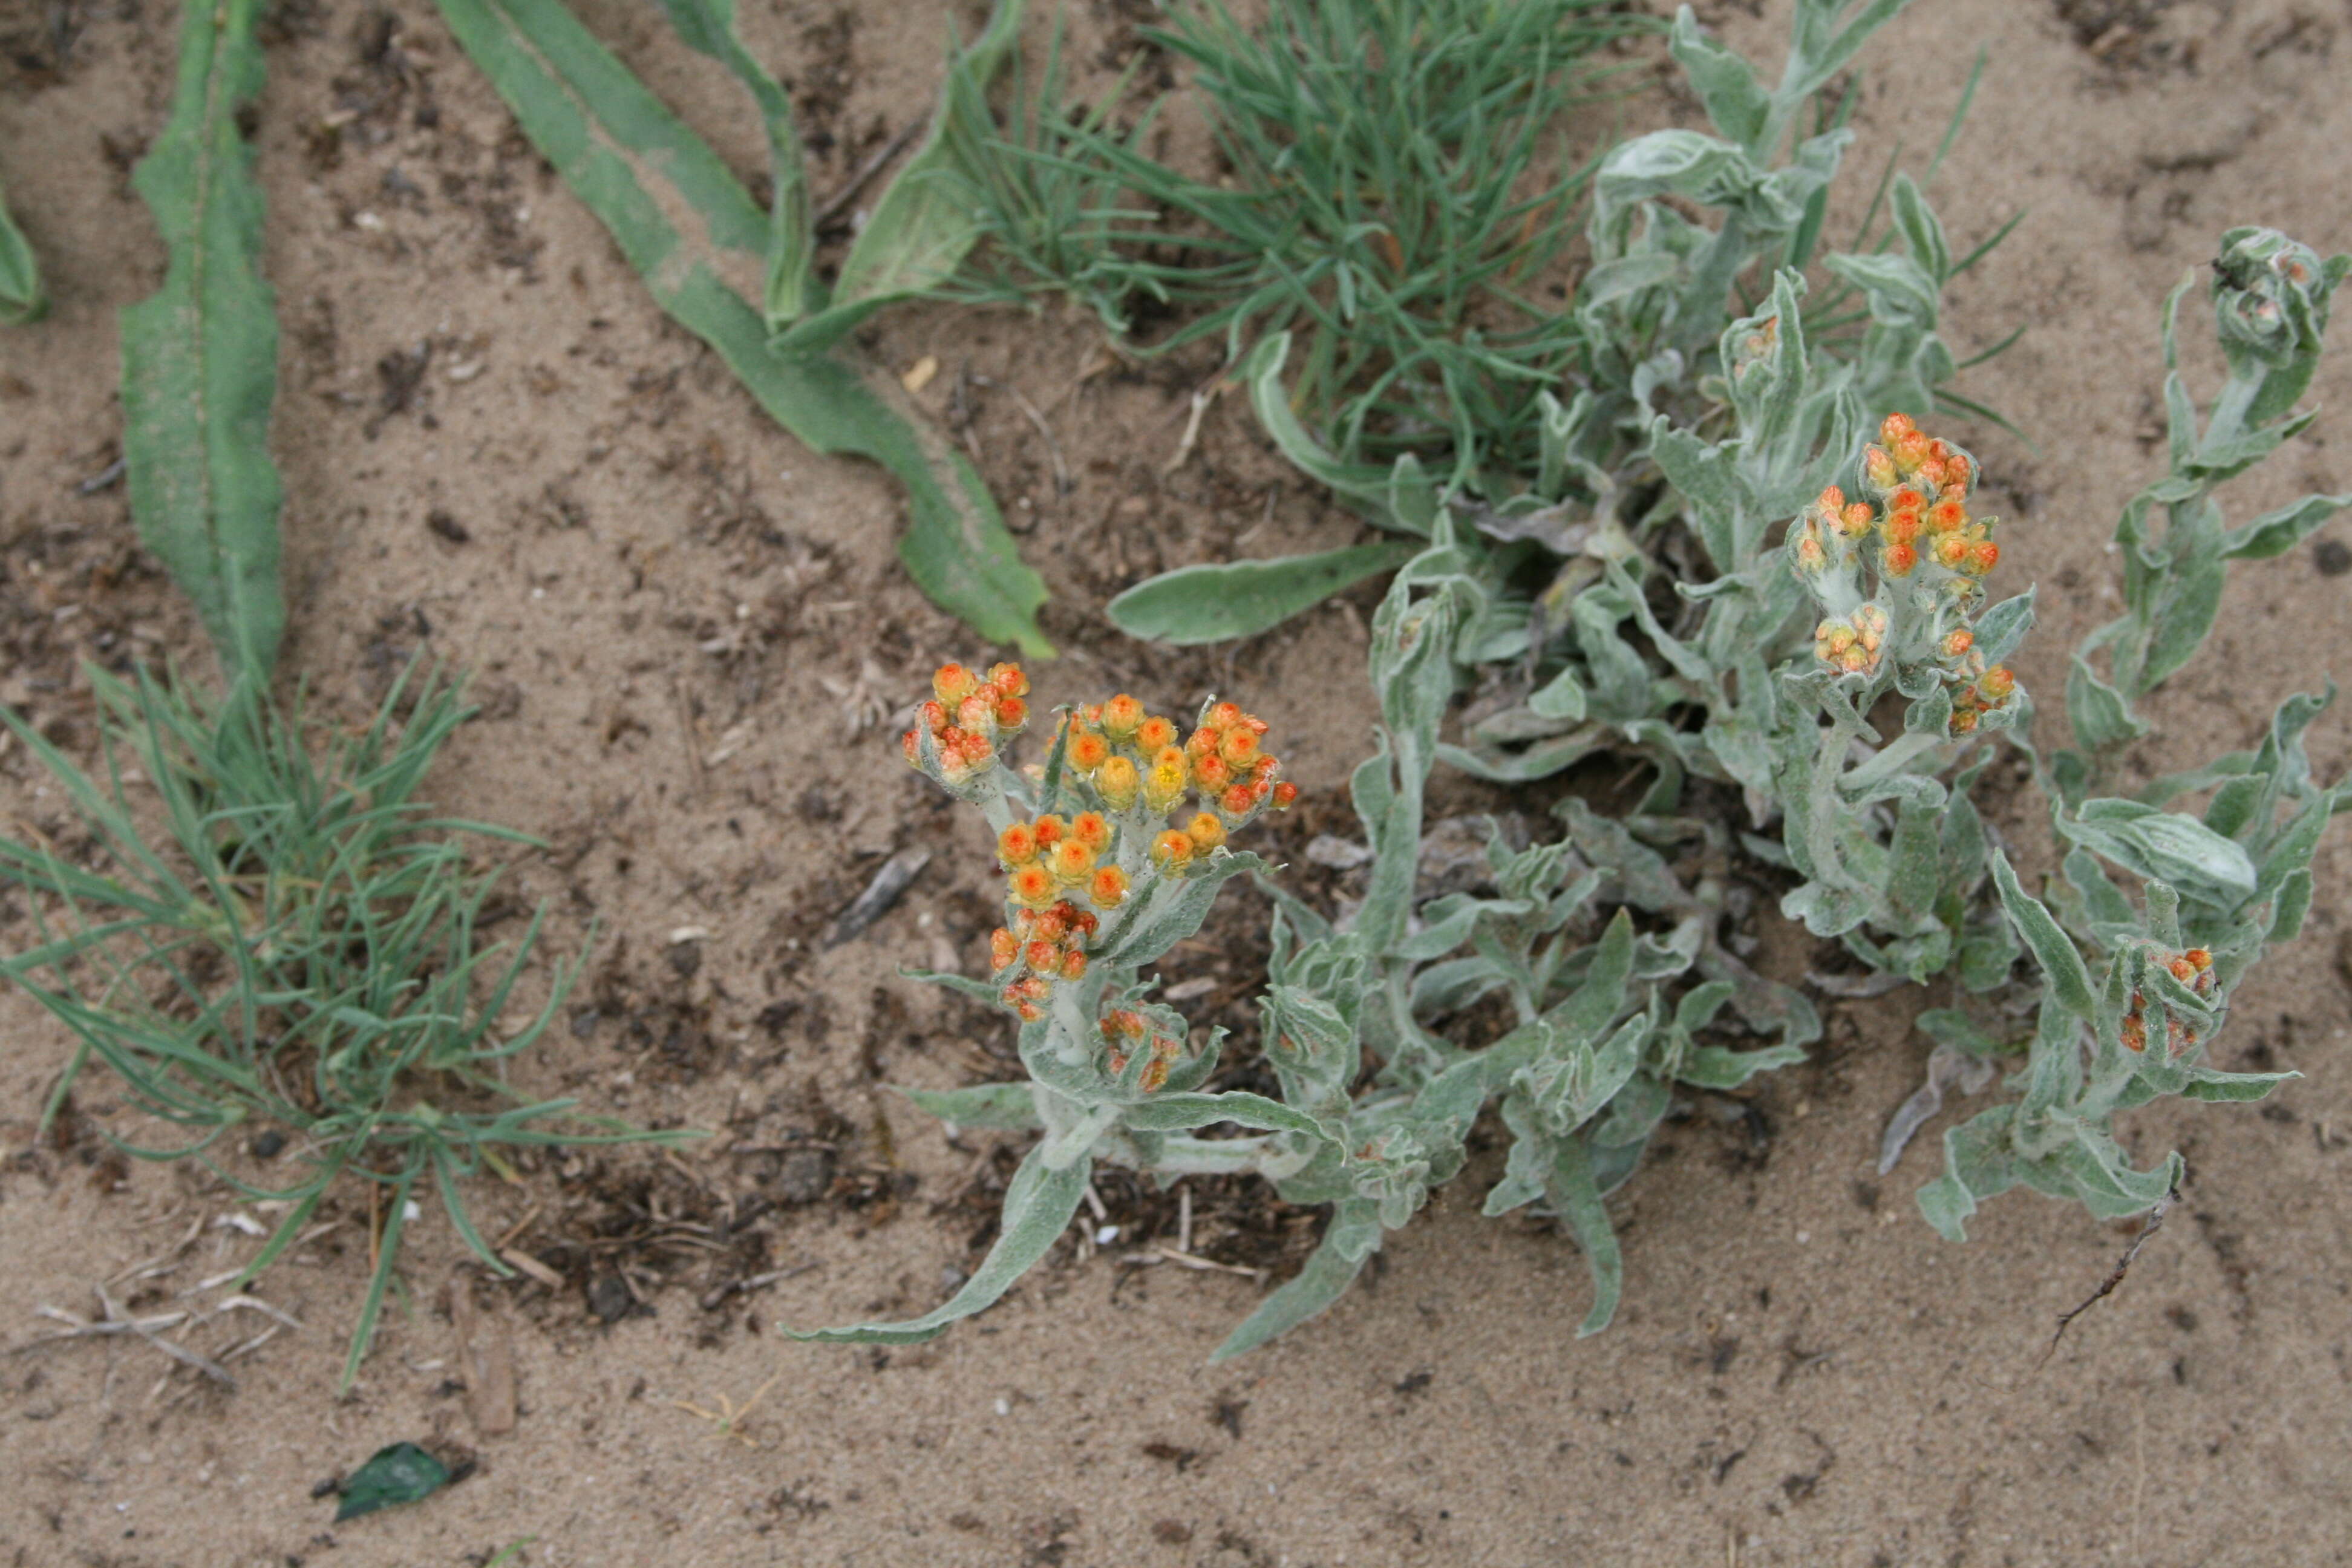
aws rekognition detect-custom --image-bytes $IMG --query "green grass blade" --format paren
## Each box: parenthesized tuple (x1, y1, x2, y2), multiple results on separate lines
(117, 0, 283, 681)
(341, 1163, 419, 1390)
(0, 169, 45, 325)
(1106, 541, 1420, 644)
(433, 0, 1050, 655)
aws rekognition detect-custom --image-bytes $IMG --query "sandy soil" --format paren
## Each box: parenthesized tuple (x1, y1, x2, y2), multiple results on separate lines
(3, 0, 2351, 1563)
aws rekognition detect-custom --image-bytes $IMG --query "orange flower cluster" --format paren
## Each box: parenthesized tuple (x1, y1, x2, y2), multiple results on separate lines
(902, 662, 1030, 783)
(990, 900, 1103, 1018)
(2118, 947, 2216, 1055)
(996, 810, 1130, 910)
(1812, 603, 1890, 676)
(1100, 1008, 1184, 1093)
(1062, 694, 1299, 827)
(1792, 414, 2002, 590)
(1946, 664, 2017, 736)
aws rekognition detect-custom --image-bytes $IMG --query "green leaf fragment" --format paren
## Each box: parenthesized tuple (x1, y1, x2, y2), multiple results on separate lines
(335, 1443, 451, 1522)
(119, 0, 284, 681)
(0, 169, 45, 325)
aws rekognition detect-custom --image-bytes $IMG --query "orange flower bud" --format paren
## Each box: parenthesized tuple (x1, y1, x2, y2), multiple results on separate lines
(2120, 1009, 2148, 1053)
(1794, 531, 1829, 573)
(1135, 716, 1177, 753)
(1032, 904, 1070, 943)
(1932, 534, 1970, 570)
(1864, 446, 1900, 493)
(1145, 750, 1189, 814)
(1060, 950, 1089, 981)
(1883, 542, 1918, 577)
(1927, 499, 1967, 534)
(995, 696, 1028, 732)
(1071, 811, 1112, 852)
(1096, 754, 1140, 810)
(1151, 830, 1194, 868)
(1186, 813, 1227, 853)
(920, 699, 948, 734)
(1207, 702, 1244, 730)
(2183, 948, 2212, 972)
(1186, 723, 1223, 760)
(999, 823, 1040, 864)
(985, 662, 1028, 699)
(2167, 954, 2199, 985)
(1068, 730, 1111, 773)
(1884, 509, 1922, 547)
(1070, 907, 1099, 939)
(1089, 865, 1130, 907)
(1880, 412, 1916, 446)
(1102, 694, 1145, 737)
(902, 728, 923, 766)
(1102, 1010, 1146, 1040)
(1050, 838, 1097, 886)
(1978, 667, 2016, 702)
(1025, 939, 1059, 972)
(1970, 539, 2000, 575)
(989, 928, 1019, 972)
(1194, 752, 1233, 792)
(957, 692, 998, 734)
(1817, 485, 1846, 515)
(1139, 1056, 1171, 1093)
(1949, 709, 1979, 735)
(1008, 864, 1056, 907)
(1889, 487, 1926, 514)
(1221, 783, 1260, 817)
(1220, 728, 1263, 769)
(1272, 781, 1299, 809)
(1941, 629, 1975, 659)
(934, 664, 981, 705)
(1032, 814, 1067, 849)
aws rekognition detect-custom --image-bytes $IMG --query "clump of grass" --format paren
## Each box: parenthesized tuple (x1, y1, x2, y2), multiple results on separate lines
(1, 665, 670, 1387)
(951, 0, 1651, 486)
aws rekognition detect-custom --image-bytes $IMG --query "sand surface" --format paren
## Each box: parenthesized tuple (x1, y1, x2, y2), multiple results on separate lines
(2, 0, 2350, 1562)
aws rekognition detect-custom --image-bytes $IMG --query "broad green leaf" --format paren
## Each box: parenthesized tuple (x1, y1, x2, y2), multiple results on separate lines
(1988, 849, 2095, 1018)
(1106, 542, 1418, 644)
(119, 0, 284, 681)
(2178, 1066, 2298, 1103)
(2065, 655, 2146, 751)
(783, 0, 1025, 349)
(898, 1081, 1040, 1131)
(1547, 1135, 1623, 1336)
(1677, 1041, 1806, 1089)
(1210, 1200, 1382, 1362)
(1120, 1090, 1331, 1140)
(2062, 800, 2259, 906)
(2221, 492, 2349, 560)
(788, 1143, 1088, 1344)
(0, 171, 44, 324)
(1667, 7, 1769, 150)
(335, 1443, 451, 1522)
(433, 0, 1050, 654)
(652, 0, 813, 328)
(1916, 1103, 2019, 1241)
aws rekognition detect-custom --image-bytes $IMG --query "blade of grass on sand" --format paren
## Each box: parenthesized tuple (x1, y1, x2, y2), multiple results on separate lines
(0, 169, 45, 325)
(775, 0, 1025, 354)
(117, 0, 284, 679)
(433, 0, 1051, 655)
(652, 0, 814, 329)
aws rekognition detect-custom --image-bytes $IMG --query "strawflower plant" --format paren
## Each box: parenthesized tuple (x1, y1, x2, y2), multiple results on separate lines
(802, 224, 2344, 1357)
